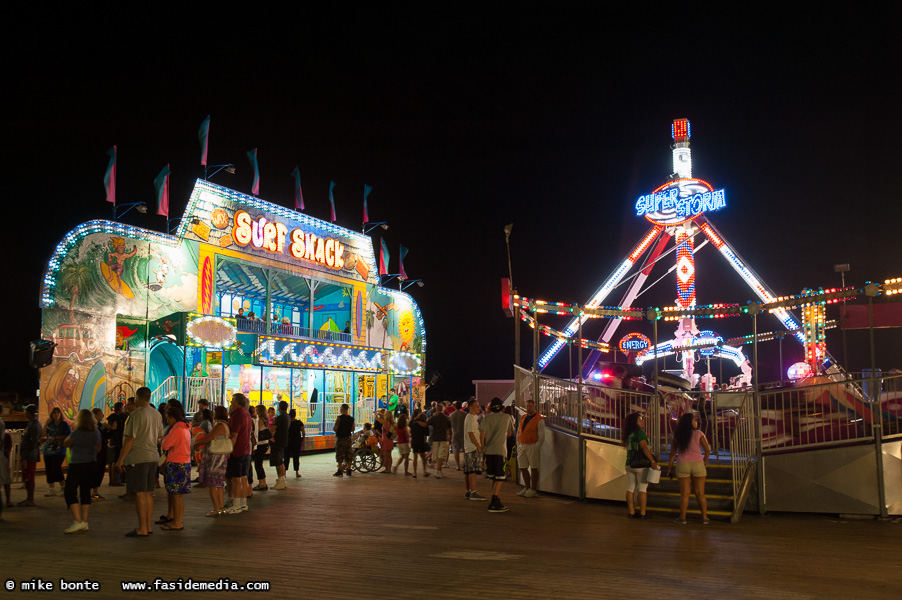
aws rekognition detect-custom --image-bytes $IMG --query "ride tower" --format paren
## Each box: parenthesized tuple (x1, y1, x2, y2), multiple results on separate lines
(537, 119, 819, 385)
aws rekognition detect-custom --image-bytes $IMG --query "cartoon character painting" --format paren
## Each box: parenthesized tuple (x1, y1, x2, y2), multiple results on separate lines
(101, 237, 137, 299)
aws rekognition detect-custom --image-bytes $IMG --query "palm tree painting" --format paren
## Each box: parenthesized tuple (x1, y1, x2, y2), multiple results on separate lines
(366, 307, 375, 346)
(60, 261, 94, 325)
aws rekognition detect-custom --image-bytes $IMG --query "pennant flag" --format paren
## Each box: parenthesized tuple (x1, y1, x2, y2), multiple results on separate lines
(329, 180, 337, 222)
(291, 166, 305, 210)
(379, 238, 390, 276)
(246, 148, 260, 195)
(154, 164, 171, 217)
(198, 115, 210, 166)
(104, 145, 117, 204)
(398, 245, 409, 280)
(363, 184, 373, 224)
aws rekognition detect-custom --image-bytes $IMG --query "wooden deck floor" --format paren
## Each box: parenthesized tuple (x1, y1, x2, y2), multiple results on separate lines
(2, 452, 900, 599)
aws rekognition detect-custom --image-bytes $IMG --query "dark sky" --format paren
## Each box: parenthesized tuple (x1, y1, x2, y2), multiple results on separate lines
(4, 7, 901, 398)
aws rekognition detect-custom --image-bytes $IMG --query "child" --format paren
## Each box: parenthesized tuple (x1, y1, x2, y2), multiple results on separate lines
(190, 414, 208, 487)
(392, 414, 412, 475)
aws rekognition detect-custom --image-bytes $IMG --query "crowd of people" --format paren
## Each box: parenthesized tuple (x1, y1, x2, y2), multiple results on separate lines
(336, 397, 545, 513)
(0, 390, 709, 529)
(0, 388, 309, 534)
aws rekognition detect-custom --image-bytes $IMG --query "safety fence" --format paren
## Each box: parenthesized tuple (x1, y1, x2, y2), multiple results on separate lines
(513, 366, 902, 516)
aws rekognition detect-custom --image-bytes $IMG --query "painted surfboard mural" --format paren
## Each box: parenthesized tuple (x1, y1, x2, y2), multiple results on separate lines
(79, 360, 107, 412)
(200, 256, 213, 314)
(355, 290, 363, 339)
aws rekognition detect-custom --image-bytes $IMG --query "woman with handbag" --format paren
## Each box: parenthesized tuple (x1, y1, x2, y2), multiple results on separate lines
(622, 412, 657, 519)
(42, 407, 71, 497)
(194, 405, 231, 516)
(667, 412, 711, 525)
(252, 405, 271, 490)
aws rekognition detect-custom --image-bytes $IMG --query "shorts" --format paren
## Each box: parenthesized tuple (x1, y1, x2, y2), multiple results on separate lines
(675, 461, 707, 478)
(411, 439, 427, 454)
(125, 462, 157, 493)
(484, 454, 506, 480)
(335, 437, 353, 464)
(164, 462, 192, 495)
(463, 450, 483, 475)
(396, 443, 410, 456)
(21, 459, 37, 482)
(626, 467, 649, 493)
(432, 441, 449, 462)
(226, 454, 251, 478)
(518, 443, 540, 469)
(451, 437, 464, 454)
(269, 446, 284, 467)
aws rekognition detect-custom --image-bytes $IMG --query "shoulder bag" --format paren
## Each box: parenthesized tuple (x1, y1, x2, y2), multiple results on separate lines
(208, 423, 233, 455)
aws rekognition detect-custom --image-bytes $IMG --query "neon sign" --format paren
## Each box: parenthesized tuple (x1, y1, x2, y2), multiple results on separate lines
(233, 210, 345, 270)
(186, 314, 238, 349)
(635, 179, 725, 226)
(619, 333, 651, 355)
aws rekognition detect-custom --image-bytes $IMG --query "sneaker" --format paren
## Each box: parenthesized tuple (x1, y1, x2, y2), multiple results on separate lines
(465, 491, 472, 499)
(222, 506, 240, 515)
(673, 517, 687, 525)
(237, 505, 248, 513)
(45, 489, 57, 497)
(516, 488, 529, 497)
(434, 471, 443, 479)
(333, 470, 344, 478)
(273, 480, 286, 490)
(702, 518, 711, 525)
(468, 492, 487, 501)
(523, 489, 538, 498)
(252, 484, 268, 491)
(65, 521, 88, 534)
(345, 470, 352, 477)
(488, 502, 509, 513)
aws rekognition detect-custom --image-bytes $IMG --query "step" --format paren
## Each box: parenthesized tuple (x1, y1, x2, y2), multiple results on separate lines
(645, 506, 731, 520)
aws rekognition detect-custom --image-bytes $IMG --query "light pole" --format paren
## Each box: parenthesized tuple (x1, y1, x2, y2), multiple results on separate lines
(505, 224, 521, 408)
(834, 263, 850, 372)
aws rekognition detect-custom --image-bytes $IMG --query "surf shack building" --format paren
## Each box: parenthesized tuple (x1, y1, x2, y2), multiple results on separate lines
(39, 180, 426, 445)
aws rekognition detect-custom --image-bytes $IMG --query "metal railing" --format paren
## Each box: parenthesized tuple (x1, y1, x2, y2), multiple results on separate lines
(236, 319, 352, 343)
(729, 392, 756, 501)
(755, 374, 902, 452)
(150, 376, 180, 407)
(354, 398, 376, 428)
(185, 377, 222, 414)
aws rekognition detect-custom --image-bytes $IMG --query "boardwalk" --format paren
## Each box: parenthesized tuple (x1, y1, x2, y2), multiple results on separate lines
(2, 452, 900, 599)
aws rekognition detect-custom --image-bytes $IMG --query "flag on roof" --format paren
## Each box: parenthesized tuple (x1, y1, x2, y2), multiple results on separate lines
(398, 245, 409, 280)
(379, 238, 390, 276)
(198, 115, 210, 166)
(291, 166, 305, 211)
(363, 184, 373, 224)
(104, 145, 117, 204)
(246, 148, 259, 195)
(329, 180, 337, 222)
(154, 164, 171, 217)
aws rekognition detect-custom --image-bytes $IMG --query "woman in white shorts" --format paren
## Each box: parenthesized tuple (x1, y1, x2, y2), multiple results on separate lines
(667, 412, 710, 525)
(622, 412, 657, 518)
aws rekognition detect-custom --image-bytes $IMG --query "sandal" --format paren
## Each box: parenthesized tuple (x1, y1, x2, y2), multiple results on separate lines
(155, 515, 172, 524)
(125, 529, 148, 537)
(160, 524, 184, 530)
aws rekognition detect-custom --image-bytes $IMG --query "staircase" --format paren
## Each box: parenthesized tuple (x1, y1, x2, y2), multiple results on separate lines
(645, 458, 734, 521)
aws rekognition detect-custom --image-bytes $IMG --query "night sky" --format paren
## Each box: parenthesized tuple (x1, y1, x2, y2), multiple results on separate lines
(4, 7, 901, 400)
